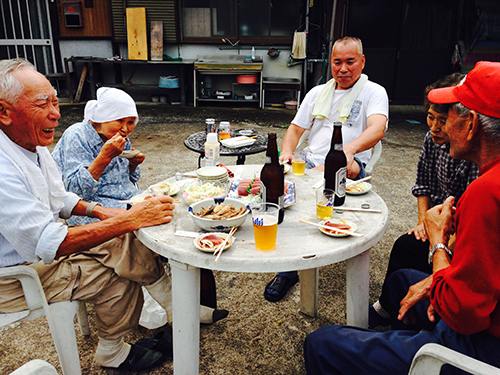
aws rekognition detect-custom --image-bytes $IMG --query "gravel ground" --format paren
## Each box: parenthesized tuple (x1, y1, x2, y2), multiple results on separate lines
(0, 104, 429, 374)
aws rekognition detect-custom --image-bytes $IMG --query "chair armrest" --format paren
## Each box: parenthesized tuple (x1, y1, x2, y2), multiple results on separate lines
(409, 343, 500, 375)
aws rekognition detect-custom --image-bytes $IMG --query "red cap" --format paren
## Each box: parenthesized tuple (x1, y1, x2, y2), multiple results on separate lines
(428, 61, 500, 118)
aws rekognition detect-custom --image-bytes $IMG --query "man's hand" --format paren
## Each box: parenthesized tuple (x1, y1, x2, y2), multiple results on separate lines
(93, 206, 127, 221)
(408, 222, 428, 241)
(128, 195, 175, 228)
(424, 196, 455, 247)
(398, 275, 433, 325)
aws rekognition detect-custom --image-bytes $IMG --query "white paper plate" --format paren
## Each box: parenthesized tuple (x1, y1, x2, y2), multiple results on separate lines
(319, 219, 357, 237)
(193, 233, 235, 253)
(220, 137, 256, 148)
(345, 181, 372, 195)
(119, 149, 141, 158)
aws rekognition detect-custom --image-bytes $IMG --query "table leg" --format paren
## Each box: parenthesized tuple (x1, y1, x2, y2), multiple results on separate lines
(346, 249, 370, 328)
(299, 268, 319, 317)
(170, 260, 200, 375)
(236, 155, 246, 165)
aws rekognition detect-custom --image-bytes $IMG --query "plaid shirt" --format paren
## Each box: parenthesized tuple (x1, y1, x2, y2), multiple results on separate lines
(412, 131, 479, 207)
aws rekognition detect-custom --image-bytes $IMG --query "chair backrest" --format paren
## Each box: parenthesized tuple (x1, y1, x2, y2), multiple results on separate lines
(409, 343, 500, 375)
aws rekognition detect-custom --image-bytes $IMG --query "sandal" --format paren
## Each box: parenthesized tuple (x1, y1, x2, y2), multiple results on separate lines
(264, 274, 299, 302)
(136, 330, 173, 358)
(116, 343, 167, 372)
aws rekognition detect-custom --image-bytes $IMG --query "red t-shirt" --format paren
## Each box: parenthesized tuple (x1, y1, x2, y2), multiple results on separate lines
(431, 157, 500, 337)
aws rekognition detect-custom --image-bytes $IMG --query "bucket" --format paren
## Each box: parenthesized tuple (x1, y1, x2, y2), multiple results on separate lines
(159, 76, 179, 88)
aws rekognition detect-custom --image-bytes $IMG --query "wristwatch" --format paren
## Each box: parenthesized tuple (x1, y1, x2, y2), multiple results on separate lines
(428, 243, 453, 264)
(86, 202, 101, 218)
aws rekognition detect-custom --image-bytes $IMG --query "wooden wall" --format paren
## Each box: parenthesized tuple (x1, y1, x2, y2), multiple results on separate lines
(56, 0, 113, 38)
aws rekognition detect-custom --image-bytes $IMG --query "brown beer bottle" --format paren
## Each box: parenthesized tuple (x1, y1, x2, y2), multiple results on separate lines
(324, 122, 347, 206)
(260, 133, 285, 224)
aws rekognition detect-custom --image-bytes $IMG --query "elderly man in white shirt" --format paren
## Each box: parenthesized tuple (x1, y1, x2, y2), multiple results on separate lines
(0, 58, 175, 372)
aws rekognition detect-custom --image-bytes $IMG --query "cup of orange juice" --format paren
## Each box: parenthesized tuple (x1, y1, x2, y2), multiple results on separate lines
(251, 202, 279, 251)
(292, 152, 306, 175)
(316, 188, 334, 220)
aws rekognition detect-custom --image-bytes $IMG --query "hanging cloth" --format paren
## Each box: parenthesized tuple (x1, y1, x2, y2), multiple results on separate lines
(292, 32, 307, 59)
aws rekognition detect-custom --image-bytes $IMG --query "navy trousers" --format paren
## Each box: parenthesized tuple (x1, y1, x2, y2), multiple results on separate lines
(304, 269, 500, 375)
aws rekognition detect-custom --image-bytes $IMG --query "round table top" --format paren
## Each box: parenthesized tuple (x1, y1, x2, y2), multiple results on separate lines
(183, 130, 268, 157)
(136, 165, 389, 273)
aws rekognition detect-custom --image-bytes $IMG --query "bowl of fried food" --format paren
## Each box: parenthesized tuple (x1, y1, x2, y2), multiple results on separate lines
(188, 197, 249, 231)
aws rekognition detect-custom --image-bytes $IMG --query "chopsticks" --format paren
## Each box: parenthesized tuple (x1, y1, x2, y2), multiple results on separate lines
(346, 176, 372, 188)
(332, 206, 381, 213)
(214, 226, 237, 263)
(299, 220, 364, 237)
(234, 135, 258, 142)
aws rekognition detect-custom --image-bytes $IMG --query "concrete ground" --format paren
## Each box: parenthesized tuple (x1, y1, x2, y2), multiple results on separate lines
(0, 104, 429, 374)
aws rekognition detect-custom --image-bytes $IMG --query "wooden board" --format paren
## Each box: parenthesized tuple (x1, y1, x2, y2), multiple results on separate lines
(126, 8, 147, 60)
(150, 20, 163, 61)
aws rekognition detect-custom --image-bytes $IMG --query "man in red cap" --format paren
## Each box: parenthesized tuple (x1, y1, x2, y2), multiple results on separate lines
(303, 61, 500, 374)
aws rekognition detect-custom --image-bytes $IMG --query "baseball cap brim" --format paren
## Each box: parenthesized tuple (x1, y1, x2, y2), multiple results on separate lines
(427, 86, 460, 104)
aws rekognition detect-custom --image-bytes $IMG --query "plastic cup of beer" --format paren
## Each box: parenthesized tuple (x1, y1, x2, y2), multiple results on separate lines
(251, 202, 279, 251)
(316, 188, 334, 220)
(292, 152, 306, 175)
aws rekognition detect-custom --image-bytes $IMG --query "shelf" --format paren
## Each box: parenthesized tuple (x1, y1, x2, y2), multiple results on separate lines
(197, 98, 259, 103)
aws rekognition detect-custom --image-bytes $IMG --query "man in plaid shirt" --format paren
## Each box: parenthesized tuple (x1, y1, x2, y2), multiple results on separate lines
(369, 72, 479, 328)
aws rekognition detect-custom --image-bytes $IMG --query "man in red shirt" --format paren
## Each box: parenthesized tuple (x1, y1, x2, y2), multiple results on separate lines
(304, 61, 500, 374)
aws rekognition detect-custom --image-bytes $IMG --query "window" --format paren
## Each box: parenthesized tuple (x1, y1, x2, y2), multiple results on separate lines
(181, 0, 300, 43)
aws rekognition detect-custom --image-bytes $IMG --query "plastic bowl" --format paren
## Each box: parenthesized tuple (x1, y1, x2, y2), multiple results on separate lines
(188, 197, 250, 232)
(237, 74, 257, 84)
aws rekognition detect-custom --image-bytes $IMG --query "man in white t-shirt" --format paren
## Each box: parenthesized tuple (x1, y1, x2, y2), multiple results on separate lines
(264, 36, 389, 303)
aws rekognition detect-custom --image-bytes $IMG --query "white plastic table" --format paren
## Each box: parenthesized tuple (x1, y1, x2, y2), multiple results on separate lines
(136, 165, 389, 375)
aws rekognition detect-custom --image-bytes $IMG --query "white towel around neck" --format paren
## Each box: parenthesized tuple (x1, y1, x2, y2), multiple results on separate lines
(0, 130, 68, 214)
(312, 74, 368, 123)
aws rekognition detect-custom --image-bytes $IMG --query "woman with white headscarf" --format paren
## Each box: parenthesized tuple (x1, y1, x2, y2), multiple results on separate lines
(53, 87, 228, 325)
(53, 87, 143, 225)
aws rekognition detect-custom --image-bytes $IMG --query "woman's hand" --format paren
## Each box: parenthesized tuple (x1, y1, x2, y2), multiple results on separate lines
(408, 222, 428, 241)
(129, 152, 145, 173)
(99, 133, 127, 161)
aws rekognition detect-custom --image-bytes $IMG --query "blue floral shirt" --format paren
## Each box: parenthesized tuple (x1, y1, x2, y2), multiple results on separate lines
(52, 120, 141, 225)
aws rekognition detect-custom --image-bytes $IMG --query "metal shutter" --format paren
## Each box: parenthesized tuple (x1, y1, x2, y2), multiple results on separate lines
(111, 0, 178, 43)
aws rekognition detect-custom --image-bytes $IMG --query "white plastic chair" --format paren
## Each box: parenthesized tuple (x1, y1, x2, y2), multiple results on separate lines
(295, 129, 382, 176)
(0, 265, 90, 375)
(409, 343, 500, 375)
(9, 359, 58, 375)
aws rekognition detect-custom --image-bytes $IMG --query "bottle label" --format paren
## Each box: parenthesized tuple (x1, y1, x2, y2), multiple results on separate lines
(204, 145, 219, 166)
(334, 143, 343, 151)
(265, 156, 272, 164)
(335, 167, 347, 198)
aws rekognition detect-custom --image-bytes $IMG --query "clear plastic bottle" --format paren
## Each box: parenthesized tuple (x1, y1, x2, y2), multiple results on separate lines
(204, 132, 220, 167)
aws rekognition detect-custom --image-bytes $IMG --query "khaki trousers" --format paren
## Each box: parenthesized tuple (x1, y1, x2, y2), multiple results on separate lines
(0, 233, 164, 339)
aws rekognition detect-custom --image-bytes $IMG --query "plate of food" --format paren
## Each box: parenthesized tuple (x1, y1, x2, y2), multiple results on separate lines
(118, 181, 181, 204)
(345, 180, 372, 195)
(193, 232, 235, 253)
(149, 180, 181, 196)
(319, 218, 357, 237)
(227, 177, 296, 208)
(119, 149, 141, 158)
